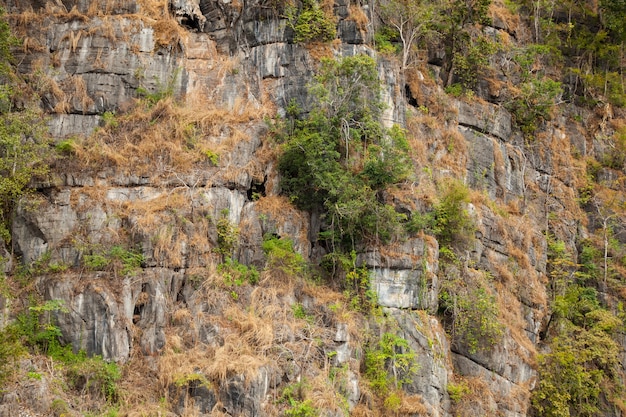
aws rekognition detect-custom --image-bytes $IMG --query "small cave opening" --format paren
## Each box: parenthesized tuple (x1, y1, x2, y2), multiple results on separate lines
(178, 15, 203, 31)
(169, 3, 205, 31)
(176, 281, 186, 303)
(133, 284, 149, 325)
(247, 176, 267, 201)
(405, 84, 418, 107)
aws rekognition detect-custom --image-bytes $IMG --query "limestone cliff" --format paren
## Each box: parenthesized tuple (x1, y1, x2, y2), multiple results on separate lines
(0, 0, 625, 416)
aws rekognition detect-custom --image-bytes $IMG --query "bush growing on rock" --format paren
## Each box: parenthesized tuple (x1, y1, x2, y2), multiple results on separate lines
(278, 54, 412, 254)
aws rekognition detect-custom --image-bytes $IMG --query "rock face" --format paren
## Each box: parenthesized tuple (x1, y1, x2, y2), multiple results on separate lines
(3, 1, 624, 416)
(359, 237, 439, 311)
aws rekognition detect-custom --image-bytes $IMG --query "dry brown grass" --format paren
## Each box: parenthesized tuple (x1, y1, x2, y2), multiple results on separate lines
(137, 0, 169, 18)
(152, 17, 188, 48)
(8, 7, 43, 31)
(255, 195, 309, 245)
(398, 392, 429, 415)
(205, 334, 267, 383)
(348, 5, 369, 30)
(489, 0, 521, 35)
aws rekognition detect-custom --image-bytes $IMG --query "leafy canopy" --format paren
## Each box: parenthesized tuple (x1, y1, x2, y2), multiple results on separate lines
(278, 55, 411, 251)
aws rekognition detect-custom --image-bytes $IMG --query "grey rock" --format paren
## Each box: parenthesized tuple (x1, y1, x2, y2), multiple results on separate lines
(219, 368, 269, 417)
(169, 372, 216, 416)
(391, 309, 451, 417)
(456, 100, 512, 141)
(359, 237, 438, 310)
(44, 278, 131, 362)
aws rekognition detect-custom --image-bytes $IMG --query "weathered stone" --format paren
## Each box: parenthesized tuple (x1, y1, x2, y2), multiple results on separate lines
(391, 309, 451, 417)
(44, 278, 131, 362)
(359, 237, 438, 310)
(219, 369, 269, 417)
(456, 100, 512, 141)
(169, 373, 217, 416)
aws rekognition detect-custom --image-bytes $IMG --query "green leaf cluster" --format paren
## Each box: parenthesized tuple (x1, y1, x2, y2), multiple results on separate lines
(281, 381, 319, 417)
(285, 0, 336, 43)
(215, 210, 239, 259)
(364, 332, 418, 395)
(218, 257, 260, 286)
(262, 235, 306, 276)
(278, 55, 412, 252)
(0, 7, 51, 245)
(533, 239, 624, 416)
(522, 0, 626, 107)
(439, 284, 503, 354)
(83, 245, 144, 277)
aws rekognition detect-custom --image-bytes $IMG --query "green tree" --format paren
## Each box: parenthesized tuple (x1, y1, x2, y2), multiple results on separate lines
(285, 0, 336, 43)
(376, 0, 440, 70)
(533, 287, 622, 417)
(439, 0, 493, 89)
(0, 8, 51, 245)
(278, 55, 411, 252)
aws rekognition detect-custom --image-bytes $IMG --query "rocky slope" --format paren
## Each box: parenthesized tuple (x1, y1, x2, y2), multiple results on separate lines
(0, 0, 625, 416)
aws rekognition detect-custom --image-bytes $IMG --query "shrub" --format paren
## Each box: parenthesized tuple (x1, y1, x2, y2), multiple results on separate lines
(83, 246, 144, 277)
(430, 179, 475, 248)
(55, 139, 76, 155)
(447, 380, 470, 402)
(285, 0, 336, 43)
(281, 381, 319, 417)
(218, 257, 259, 286)
(439, 285, 503, 354)
(215, 210, 239, 259)
(506, 77, 563, 137)
(364, 333, 418, 395)
(262, 235, 306, 276)
(60, 349, 121, 403)
(278, 55, 412, 252)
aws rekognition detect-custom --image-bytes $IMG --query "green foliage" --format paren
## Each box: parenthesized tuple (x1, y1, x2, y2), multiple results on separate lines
(291, 303, 313, 324)
(281, 381, 319, 417)
(101, 111, 118, 129)
(525, 0, 626, 107)
(0, 107, 51, 244)
(262, 235, 306, 276)
(83, 245, 144, 277)
(343, 251, 377, 313)
(204, 149, 219, 166)
(0, 324, 25, 387)
(218, 257, 259, 286)
(0, 7, 17, 74)
(285, 0, 336, 43)
(374, 27, 400, 55)
(547, 237, 577, 299)
(215, 210, 239, 259)
(439, 285, 503, 354)
(534, 236, 624, 416)
(55, 138, 77, 155)
(364, 332, 418, 395)
(0, 8, 51, 245)
(444, 83, 464, 97)
(136, 69, 180, 106)
(377, 0, 441, 69)
(430, 179, 475, 249)
(506, 77, 563, 137)
(599, 125, 626, 169)
(451, 35, 497, 91)
(278, 55, 412, 254)
(59, 348, 121, 404)
(174, 372, 210, 388)
(447, 380, 470, 403)
(440, 0, 493, 90)
(14, 299, 69, 354)
(533, 298, 622, 416)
